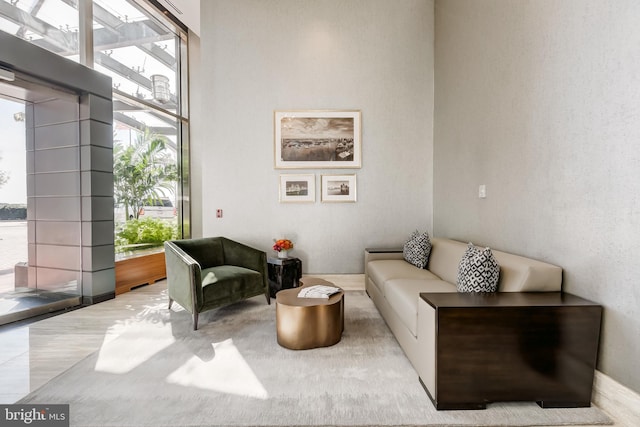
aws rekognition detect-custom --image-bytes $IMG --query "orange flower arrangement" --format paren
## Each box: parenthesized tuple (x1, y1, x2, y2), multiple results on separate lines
(273, 239, 293, 252)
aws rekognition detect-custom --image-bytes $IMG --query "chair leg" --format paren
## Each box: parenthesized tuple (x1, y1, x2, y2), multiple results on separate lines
(265, 291, 271, 305)
(193, 313, 199, 331)
(168, 298, 173, 310)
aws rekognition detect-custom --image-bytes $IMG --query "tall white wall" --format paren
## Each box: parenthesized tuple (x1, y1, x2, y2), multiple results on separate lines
(197, 0, 434, 273)
(434, 0, 640, 392)
(188, 30, 202, 239)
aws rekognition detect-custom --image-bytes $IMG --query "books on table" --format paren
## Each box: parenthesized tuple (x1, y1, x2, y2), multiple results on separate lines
(297, 285, 341, 299)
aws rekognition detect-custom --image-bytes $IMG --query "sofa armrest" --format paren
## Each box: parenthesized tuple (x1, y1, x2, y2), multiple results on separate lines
(365, 247, 403, 254)
(165, 241, 203, 312)
(365, 248, 405, 262)
(364, 248, 405, 285)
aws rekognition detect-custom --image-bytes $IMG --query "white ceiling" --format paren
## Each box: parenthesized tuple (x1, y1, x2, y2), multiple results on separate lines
(156, 0, 200, 36)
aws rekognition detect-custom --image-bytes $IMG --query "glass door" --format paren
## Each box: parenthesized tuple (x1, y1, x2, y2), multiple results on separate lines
(0, 72, 82, 325)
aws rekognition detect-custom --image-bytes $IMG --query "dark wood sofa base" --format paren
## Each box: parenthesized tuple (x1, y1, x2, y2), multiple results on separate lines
(420, 377, 488, 410)
(420, 376, 591, 410)
(419, 292, 602, 411)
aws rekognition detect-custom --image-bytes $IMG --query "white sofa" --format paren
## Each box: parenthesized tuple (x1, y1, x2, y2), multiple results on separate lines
(364, 237, 563, 380)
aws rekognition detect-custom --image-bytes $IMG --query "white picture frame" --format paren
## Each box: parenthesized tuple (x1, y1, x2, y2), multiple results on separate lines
(321, 174, 357, 203)
(274, 110, 362, 169)
(279, 174, 315, 203)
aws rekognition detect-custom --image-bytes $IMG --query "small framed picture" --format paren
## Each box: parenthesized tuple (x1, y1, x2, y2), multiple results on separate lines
(321, 174, 357, 203)
(274, 110, 362, 169)
(279, 174, 315, 203)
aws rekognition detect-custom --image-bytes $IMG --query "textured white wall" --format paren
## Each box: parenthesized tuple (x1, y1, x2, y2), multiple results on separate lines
(434, 0, 640, 392)
(197, 0, 434, 273)
(188, 30, 202, 239)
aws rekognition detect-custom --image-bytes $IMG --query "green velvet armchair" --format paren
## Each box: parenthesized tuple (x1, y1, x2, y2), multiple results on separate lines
(164, 236, 270, 330)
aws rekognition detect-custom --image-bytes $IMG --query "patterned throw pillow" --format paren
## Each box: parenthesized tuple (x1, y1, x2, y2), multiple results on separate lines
(403, 231, 432, 269)
(456, 243, 500, 292)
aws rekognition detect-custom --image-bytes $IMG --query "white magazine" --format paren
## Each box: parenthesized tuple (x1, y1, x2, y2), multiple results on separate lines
(297, 285, 341, 299)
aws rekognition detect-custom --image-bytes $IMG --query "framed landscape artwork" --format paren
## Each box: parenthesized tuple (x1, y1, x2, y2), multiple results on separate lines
(274, 110, 362, 169)
(321, 174, 357, 203)
(279, 174, 315, 203)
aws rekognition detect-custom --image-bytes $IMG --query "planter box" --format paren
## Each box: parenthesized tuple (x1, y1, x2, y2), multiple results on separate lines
(115, 250, 166, 295)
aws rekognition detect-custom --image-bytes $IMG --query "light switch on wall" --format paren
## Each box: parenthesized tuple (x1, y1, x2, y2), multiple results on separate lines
(479, 185, 487, 199)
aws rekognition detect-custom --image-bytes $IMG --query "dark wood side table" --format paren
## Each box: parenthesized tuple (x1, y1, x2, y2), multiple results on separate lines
(417, 292, 602, 410)
(267, 256, 302, 298)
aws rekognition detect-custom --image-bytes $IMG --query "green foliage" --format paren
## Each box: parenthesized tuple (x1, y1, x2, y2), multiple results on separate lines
(113, 128, 178, 220)
(115, 217, 179, 253)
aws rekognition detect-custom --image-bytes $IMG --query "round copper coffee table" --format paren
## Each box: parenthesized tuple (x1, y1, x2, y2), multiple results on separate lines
(276, 278, 344, 350)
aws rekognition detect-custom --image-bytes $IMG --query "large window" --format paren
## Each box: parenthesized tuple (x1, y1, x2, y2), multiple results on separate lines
(92, 0, 181, 114)
(0, 0, 190, 257)
(92, 0, 187, 255)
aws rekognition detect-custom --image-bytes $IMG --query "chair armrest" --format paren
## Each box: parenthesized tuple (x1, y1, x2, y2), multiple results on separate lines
(164, 241, 203, 311)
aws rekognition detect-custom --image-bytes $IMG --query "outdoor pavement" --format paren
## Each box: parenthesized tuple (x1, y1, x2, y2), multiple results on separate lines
(0, 221, 27, 293)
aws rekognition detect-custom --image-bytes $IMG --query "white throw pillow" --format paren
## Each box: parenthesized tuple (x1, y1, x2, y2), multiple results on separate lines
(457, 243, 500, 292)
(403, 230, 432, 269)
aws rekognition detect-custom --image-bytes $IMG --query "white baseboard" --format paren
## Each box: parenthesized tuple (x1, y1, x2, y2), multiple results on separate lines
(302, 274, 365, 291)
(593, 370, 640, 426)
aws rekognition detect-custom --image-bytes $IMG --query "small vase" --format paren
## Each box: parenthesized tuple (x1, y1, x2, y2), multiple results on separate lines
(278, 250, 289, 259)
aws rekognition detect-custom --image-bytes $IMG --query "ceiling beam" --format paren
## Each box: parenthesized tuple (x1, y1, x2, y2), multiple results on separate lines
(113, 100, 140, 111)
(58, 0, 168, 36)
(114, 112, 178, 148)
(0, 1, 76, 52)
(16, 0, 46, 38)
(138, 42, 176, 68)
(95, 51, 153, 91)
(3, 1, 174, 68)
(93, 23, 172, 51)
(113, 99, 177, 113)
(94, 53, 178, 105)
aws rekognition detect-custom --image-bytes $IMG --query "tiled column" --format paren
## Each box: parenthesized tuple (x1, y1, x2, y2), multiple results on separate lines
(25, 90, 114, 304)
(80, 94, 115, 304)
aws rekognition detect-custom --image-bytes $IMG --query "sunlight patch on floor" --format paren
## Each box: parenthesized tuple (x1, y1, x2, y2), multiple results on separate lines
(166, 338, 269, 400)
(94, 320, 175, 374)
(0, 298, 19, 312)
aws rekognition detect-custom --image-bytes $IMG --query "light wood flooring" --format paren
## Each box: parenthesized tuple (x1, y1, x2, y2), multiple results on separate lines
(0, 274, 636, 426)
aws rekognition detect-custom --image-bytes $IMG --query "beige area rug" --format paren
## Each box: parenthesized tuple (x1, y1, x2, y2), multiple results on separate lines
(19, 290, 612, 427)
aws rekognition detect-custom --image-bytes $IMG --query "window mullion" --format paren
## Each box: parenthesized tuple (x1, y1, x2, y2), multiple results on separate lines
(78, 0, 94, 67)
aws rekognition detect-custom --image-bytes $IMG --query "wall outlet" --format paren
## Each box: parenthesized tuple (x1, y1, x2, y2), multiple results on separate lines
(478, 185, 487, 199)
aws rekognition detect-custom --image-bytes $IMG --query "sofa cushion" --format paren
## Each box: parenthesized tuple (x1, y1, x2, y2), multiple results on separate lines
(427, 238, 469, 284)
(428, 237, 562, 292)
(456, 243, 500, 292)
(384, 278, 456, 336)
(403, 231, 432, 269)
(492, 250, 562, 292)
(367, 260, 440, 296)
